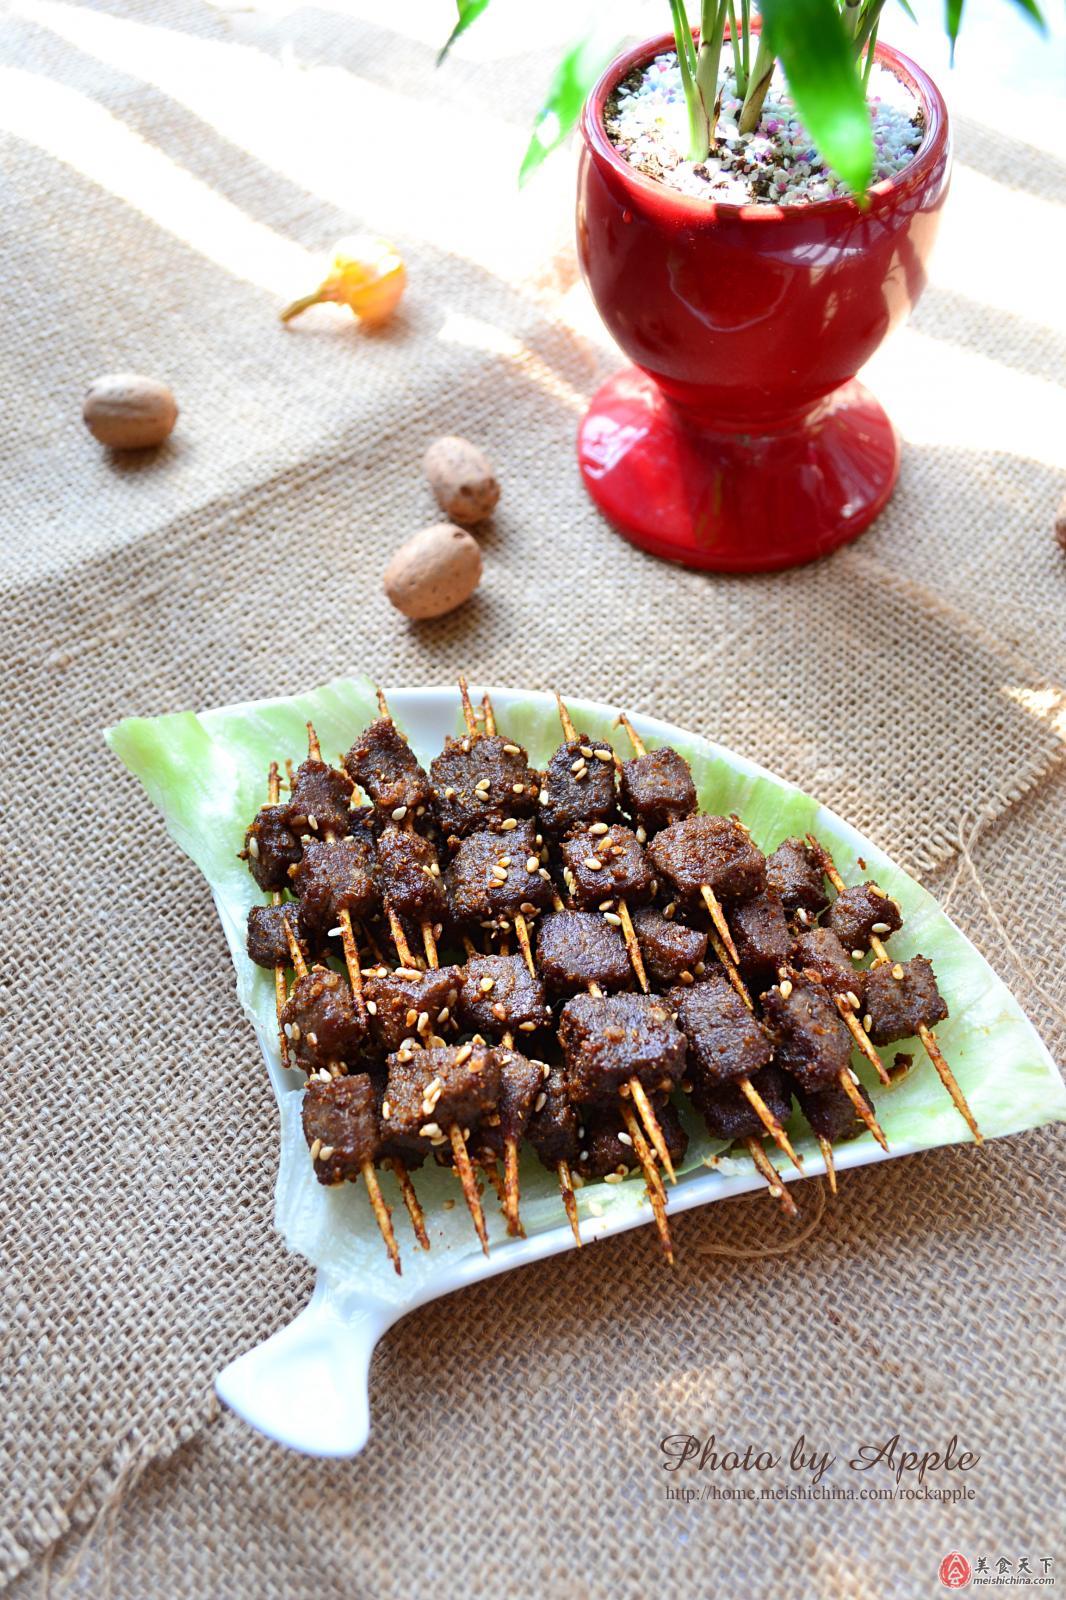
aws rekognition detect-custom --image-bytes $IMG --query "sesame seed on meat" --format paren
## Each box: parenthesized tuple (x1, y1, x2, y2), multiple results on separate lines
(631, 904, 708, 989)
(364, 966, 463, 1053)
(792, 1075, 875, 1143)
(765, 837, 829, 916)
(825, 882, 903, 954)
(526, 1065, 580, 1169)
(281, 967, 368, 1073)
(286, 758, 354, 842)
(578, 1096, 687, 1180)
(674, 975, 773, 1089)
(445, 821, 553, 927)
(730, 888, 792, 992)
(291, 836, 378, 936)
(375, 824, 446, 924)
(791, 927, 864, 1003)
(242, 804, 303, 892)
(761, 982, 853, 1091)
(538, 736, 617, 837)
(382, 1043, 501, 1146)
(457, 954, 553, 1036)
(692, 1063, 792, 1142)
(343, 717, 433, 818)
(558, 992, 687, 1105)
(468, 1051, 545, 1162)
(303, 1073, 381, 1185)
(246, 901, 304, 969)
(559, 824, 653, 909)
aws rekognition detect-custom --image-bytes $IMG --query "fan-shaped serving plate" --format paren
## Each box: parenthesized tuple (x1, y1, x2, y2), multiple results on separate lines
(107, 679, 1066, 1457)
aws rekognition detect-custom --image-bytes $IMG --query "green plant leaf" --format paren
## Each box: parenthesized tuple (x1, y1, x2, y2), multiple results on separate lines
(760, 0, 874, 196)
(518, 31, 620, 184)
(893, 0, 917, 22)
(1003, 0, 1046, 29)
(945, 0, 965, 57)
(437, 0, 493, 66)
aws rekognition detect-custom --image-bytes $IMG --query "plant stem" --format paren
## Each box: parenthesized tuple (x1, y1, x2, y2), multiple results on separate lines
(854, 0, 886, 58)
(697, 0, 728, 143)
(669, 0, 710, 160)
(728, 0, 745, 98)
(738, 32, 774, 134)
(862, 17, 879, 84)
(740, 0, 750, 83)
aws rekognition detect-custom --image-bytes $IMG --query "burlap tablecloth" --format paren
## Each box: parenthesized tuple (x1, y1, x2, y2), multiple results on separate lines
(2, 1, 1063, 1594)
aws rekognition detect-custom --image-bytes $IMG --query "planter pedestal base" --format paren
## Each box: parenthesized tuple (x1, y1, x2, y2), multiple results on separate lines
(577, 368, 899, 573)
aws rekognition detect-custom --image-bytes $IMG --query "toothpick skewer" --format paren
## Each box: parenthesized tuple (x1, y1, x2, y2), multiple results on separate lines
(557, 1160, 582, 1247)
(481, 693, 496, 736)
(807, 835, 981, 1144)
(817, 1136, 838, 1195)
(745, 1137, 799, 1218)
(458, 675, 479, 737)
(620, 1101, 674, 1263)
(265, 762, 292, 1070)
(449, 1123, 489, 1255)
(373, 687, 440, 971)
(557, 695, 676, 1186)
(304, 723, 368, 1025)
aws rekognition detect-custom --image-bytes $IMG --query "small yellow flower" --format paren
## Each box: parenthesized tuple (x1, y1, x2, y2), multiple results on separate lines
(280, 235, 406, 326)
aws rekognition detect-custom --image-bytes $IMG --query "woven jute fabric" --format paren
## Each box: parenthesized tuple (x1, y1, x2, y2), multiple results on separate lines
(1, 0, 1063, 1594)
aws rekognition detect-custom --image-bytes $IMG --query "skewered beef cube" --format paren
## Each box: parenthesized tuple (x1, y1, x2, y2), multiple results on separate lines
(766, 837, 829, 917)
(365, 966, 463, 1053)
(282, 967, 367, 1072)
(292, 836, 378, 935)
(445, 821, 553, 927)
(731, 889, 791, 991)
(825, 882, 903, 956)
(376, 825, 446, 924)
(792, 927, 864, 1003)
(382, 1043, 501, 1146)
(793, 1076, 874, 1144)
(536, 910, 633, 994)
(619, 745, 696, 834)
(526, 1065, 580, 1168)
(343, 717, 433, 820)
(246, 901, 304, 968)
(762, 982, 852, 1091)
(457, 954, 552, 1035)
(469, 1050, 545, 1163)
(631, 905, 708, 988)
(863, 955, 948, 1044)
(560, 824, 653, 909)
(430, 734, 540, 839)
(538, 736, 617, 837)
(648, 815, 766, 904)
(303, 1073, 380, 1185)
(286, 758, 353, 842)
(691, 1064, 792, 1142)
(579, 1097, 688, 1180)
(242, 804, 302, 892)
(675, 975, 773, 1087)
(559, 992, 687, 1104)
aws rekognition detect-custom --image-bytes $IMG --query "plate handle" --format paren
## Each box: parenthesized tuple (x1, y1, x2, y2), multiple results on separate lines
(215, 1281, 393, 1457)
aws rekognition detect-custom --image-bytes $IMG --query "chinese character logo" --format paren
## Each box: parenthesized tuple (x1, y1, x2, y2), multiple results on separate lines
(939, 1552, 973, 1589)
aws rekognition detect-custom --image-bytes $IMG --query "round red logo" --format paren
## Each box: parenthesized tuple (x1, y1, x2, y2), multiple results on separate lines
(939, 1552, 972, 1589)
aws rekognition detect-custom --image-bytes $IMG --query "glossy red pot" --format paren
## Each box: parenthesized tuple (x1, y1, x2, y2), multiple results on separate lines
(576, 34, 951, 571)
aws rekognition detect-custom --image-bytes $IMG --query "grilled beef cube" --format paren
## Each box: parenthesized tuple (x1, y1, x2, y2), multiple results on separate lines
(365, 966, 462, 1053)
(246, 901, 303, 968)
(619, 746, 697, 834)
(445, 821, 553, 927)
(648, 815, 766, 905)
(793, 1076, 874, 1144)
(560, 824, 653, 909)
(526, 1065, 580, 1168)
(731, 889, 791, 991)
(303, 1073, 380, 1185)
(242, 804, 302, 892)
(286, 758, 353, 842)
(469, 1050, 545, 1162)
(766, 837, 829, 917)
(825, 882, 903, 956)
(559, 992, 687, 1105)
(792, 927, 864, 1003)
(539, 736, 617, 837)
(762, 982, 852, 1091)
(382, 1043, 500, 1146)
(675, 975, 773, 1088)
(292, 836, 378, 935)
(282, 967, 367, 1071)
(536, 910, 633, 994)
(692, 1064, 792, 1142)
(376, 825, 446, 924)
(864, 956, 948, 1045)
(430, 734, 540, 839)
(631, 905, 708, 988)
(457, 954, 552, 1036)
(343, 717, 433, 819)
(579, 1097, 688, 1180)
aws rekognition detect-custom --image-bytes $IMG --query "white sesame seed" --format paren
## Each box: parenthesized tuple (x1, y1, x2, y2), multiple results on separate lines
(863, 1013, 873, 1031)
(779, 980, 793, 999)
(526, 856, 540, 873)
(247, 836, 260, 859)
(846, 990, 860, 1009)
(290, 1023, 301, 1041)
(283, 1023, 293, 1039)
(501, 817, 518, 831)
(480, 976, 495, 993)
(319, 1144, 335, 1161)
(420, 1122, 441, 1137)
(892, 963, 905, 980)
(583, 857, 603, 871)
(310, 1138, 322, 1159)
(852, 949, 865, 961)
(455, 1043, 473, 1064)
(603, 1172, 625, 1185)
(405, 1008, 418, 1027)
(570, 758, 584, 773)
(328, 926, 342, 938)
(589, 823, 609, 836)
(534, 1092, 547, 1113)
(635, 826, 647, 844)
(392, 805, 408, 822)
(445, 786, 457, 799)
(499, 856, 511, 868)
(366, 1001, 377, 1016)
(306, 1031, 318, 1046)
(604, 912, 622, 927)
(593, 749, 613, 763)
(512, 783, 525, 794)
(503, 743, 521, 755)
(382, 1100, 391, 1118)
(475, 777, 491, 791)
(617, 1131, 633, 1147)
(518, 1020, 536, 1032)
(437, 1007, 450, 1022)
(872, 922, 891, 934)
(307, 814, 318, 831)
(579, 745, 594, 757)
(417, 1011, 430, 1033)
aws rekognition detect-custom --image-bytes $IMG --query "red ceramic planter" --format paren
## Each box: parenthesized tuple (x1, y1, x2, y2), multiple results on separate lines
(576, 34, 951, 571)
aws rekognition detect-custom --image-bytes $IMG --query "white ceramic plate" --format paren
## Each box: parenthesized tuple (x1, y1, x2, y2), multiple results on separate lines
(108, 681, 1066, 1457)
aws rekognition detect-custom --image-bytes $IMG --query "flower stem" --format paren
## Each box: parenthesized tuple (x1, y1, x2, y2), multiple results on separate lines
(697, 0, 728, 143)
(738, 32, 774, 134)
(279, 290, 326, 323)
(669, 0, 710, 160)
